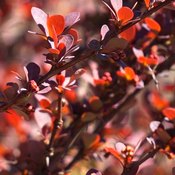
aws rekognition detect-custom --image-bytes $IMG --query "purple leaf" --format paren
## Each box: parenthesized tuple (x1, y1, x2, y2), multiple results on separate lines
(65, 12, 80, 28)
(26, 62, 40, 82)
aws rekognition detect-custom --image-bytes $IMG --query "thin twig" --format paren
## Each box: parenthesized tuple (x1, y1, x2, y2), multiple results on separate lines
(47, 92, 63, 152)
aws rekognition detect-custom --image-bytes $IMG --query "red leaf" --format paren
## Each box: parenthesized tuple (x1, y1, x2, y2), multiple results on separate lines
(145, 17, 161, 32)
(117, 7, 134, 24)
(162, 107, 175, 120)
(120, 25, 136, 42)
(56, 74, 65, 86)
(138, 56, 158, 66)
(68, 28, 79, 43)
(144, 0, 150, 8)
(47, 15, 65, 40)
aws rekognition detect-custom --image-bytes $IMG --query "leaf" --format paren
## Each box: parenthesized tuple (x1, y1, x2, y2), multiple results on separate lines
(86, 169, 102, 175)
(137, 56, 158, 66)
(88, 39, 101, 51)
(110, 0, 123, 12)
(102, 37, 128, 53)
(100, 24, 109, 40)
(162, 107, 175, 120)
(115, 142, 126, 153)
(120, 25, 136, 42)
(68, 28, 79, 43)
(59, 34, 74, 52)
(65, 12, 80, 28)
(144, 0, 150, 8)
(31, 7, 48, 35)
(35, 94, 51, 109)
(56, 74, 65, 86)
(132, 47, 144, 59)
(145, 17, 161, 32)
(26, 62, 40, 82)
(47, 15, 65, 39)
(150, 121, 161, 132)
(117, 7, 134, 24)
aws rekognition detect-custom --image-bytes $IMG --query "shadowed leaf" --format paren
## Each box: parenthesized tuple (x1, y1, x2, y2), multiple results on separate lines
(102, 37, 128, 53)
(26, 62, 40, 82)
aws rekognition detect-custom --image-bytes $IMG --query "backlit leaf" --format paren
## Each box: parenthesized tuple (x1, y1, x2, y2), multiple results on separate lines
(162, 107, 175, 120)
(117, 7, 134, 24)
(145, 17, 161, 32)
(47, 15, 65, 39)
(120, 25, 136, 42)
(144, 0, 150, 8)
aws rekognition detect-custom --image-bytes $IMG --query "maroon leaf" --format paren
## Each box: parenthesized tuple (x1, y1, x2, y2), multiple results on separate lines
(26, 62, 40, 82)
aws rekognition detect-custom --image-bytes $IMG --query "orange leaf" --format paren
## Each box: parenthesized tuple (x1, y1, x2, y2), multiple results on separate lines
(116, 67, 137, 81)
(117, 7, 134, 24)
(120, 25, 136, 42)
(124, 67, 136, 81)
(145, 17, 161, 32)
(149, 91, 169, 110)
(47, 15, 65, 40)
(144, 0, 150, 8)
(162, 107, 175, 120)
